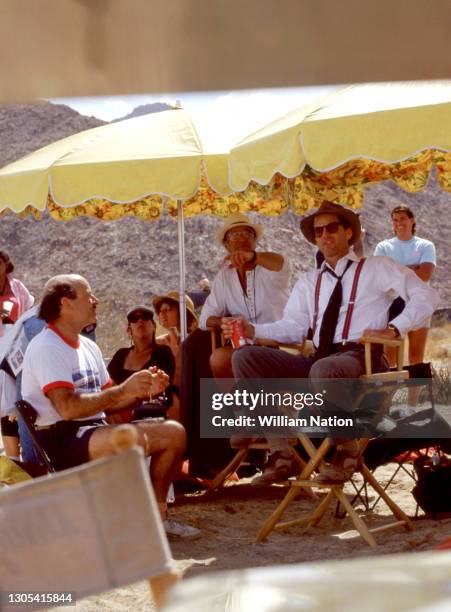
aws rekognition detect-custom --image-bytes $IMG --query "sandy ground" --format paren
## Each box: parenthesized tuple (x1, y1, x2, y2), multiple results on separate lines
(72, 462, 451, 611)
(3, 404, 448, 610)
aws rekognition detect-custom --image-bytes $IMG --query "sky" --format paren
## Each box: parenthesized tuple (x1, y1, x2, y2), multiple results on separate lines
(51, 85, 338, 126)
(50, 86, 339, 153)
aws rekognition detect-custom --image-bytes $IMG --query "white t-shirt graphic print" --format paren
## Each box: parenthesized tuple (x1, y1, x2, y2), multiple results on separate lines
(22, 325, 111, 426)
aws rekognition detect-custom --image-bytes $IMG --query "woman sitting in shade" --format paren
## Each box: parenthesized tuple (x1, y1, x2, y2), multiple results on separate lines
(153, 291, 198, 383)
(107, 306, 175, 422)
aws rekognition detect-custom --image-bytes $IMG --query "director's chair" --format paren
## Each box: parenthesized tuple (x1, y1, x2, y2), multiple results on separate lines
(256, 336, 415, 547)
(208, 333, 313, 490)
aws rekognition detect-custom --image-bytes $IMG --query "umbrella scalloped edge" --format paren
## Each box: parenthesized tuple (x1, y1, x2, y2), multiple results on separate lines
(3, 148, 450, 221)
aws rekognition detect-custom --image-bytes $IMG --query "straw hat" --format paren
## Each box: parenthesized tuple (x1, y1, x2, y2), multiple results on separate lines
(152, 291, 198, 325)
(300, 201, 361, 246)
(214, 213, 263, 246)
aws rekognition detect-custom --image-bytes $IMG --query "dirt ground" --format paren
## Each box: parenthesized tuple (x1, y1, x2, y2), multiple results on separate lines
(74, 463, 451, 611)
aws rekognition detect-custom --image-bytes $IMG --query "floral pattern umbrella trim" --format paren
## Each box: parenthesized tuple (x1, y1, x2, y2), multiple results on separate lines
(1, 149, 450, 221)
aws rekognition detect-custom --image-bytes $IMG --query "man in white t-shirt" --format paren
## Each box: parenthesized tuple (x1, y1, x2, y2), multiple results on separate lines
(374, 234, 436, 267)
(22, 274, 200, 540)
(374, 205, 436, 411)
(200, 213, 290, 378)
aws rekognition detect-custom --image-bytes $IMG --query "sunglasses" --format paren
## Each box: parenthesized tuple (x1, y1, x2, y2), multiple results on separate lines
(128, 312, 153, 323)
(313, 221, 343, 237)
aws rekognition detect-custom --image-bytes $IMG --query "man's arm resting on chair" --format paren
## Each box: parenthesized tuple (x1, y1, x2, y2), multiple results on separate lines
(47, 369, 169, 420)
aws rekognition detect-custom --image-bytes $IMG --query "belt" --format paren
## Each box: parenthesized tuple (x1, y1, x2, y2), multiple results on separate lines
(330, 342, 364, 353)
(35, 424, 54, 431)
(35, 419, 104, 431)
(313, 342, 383, 355)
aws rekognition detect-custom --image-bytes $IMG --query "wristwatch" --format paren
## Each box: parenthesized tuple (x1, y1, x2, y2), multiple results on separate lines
(388, 324, 400, 338)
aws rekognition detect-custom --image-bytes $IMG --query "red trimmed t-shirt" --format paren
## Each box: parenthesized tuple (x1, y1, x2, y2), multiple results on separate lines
(21, 326, 112, 426)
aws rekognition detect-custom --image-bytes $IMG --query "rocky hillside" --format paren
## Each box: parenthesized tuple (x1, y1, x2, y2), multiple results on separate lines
(0, 102, 105, 166)
(0, 102, 449, 354)
(112, 102, 173, 122)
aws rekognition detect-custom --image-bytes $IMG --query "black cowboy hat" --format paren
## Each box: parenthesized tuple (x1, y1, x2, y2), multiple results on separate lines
(300, 201, 361, 245)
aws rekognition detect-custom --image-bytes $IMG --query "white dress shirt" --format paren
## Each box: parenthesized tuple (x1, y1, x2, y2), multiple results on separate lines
(200, 256, 290, 328)
(254, 253, 439, 345)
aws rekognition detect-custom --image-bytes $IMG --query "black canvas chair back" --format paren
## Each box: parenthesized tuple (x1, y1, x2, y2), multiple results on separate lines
(350, 361, 450, 516)
(15, 400, 56, 473)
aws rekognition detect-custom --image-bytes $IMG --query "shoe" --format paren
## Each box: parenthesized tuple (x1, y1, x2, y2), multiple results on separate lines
(229, 435, 264, 449)
(246, 448, 268, 466)
(314, 444, 362, 485)
(163, 519, 201, 540)
(391, 405, 416, 420)
(251, 451, 299, 485)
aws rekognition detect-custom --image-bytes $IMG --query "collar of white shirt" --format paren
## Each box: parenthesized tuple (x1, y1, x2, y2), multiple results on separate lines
(319, 251, 361, 276)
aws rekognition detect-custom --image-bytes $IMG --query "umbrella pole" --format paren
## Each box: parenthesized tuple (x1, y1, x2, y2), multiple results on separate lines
(177, 199, 187, 341)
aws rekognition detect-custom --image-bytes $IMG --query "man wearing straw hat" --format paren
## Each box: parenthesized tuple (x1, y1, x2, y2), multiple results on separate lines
(200, 212, 290, 379)
(223, 202, 438, 484)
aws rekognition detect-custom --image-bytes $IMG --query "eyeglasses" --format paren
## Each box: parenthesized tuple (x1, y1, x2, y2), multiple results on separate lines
(128, 312, 153, 323)
(313, 221, 343, 238)
(226, 228, 255, 241)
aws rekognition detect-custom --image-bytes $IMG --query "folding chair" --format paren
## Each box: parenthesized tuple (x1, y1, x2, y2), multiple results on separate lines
(357, 365, 451, 518)
(1, 426, 178, 609)
(208, 331, 312, 490)
(256, 336, 415, 547)
(15, 399, 56, 474)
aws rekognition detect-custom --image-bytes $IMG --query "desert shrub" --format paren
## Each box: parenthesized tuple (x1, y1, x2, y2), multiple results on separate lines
(431, 366, 450, 406)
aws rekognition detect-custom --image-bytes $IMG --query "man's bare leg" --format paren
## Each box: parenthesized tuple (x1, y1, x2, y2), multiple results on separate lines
(407, 327, 428, 407)
(1, 434, 20, 459)
(88, 420, 186, 516)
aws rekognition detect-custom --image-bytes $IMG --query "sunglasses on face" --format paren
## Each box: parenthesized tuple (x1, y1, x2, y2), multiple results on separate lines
(313, 221, 343, 238)
(128, 312, 153, 323)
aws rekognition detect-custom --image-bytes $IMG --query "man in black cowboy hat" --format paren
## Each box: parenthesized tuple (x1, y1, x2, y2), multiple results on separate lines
(222, 201, 439, 484)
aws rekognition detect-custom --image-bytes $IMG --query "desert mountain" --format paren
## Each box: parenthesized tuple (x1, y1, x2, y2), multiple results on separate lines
(0, 102, 105, 166)
(112, 102, 173, 122)
(0, 101, 449, 354)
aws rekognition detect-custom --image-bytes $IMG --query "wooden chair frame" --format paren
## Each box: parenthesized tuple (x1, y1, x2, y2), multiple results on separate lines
(256, 336, 415, 547)
(209, 437, 307, 490)
(208, 330, 311, 490)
